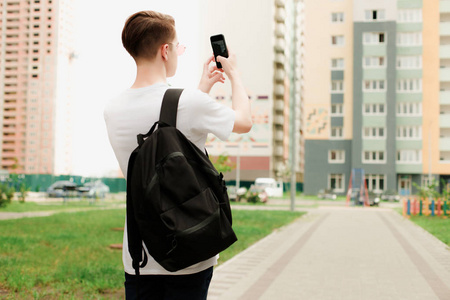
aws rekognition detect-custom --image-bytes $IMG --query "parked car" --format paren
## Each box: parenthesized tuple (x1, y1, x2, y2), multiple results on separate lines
(227, 185, 237, 202)
(317, 188, 337, 200)
(254, 178, 283, 198)
(381, 190, 400, 202)
(47, 181, 78, 198)
(78, 180, 110, 198)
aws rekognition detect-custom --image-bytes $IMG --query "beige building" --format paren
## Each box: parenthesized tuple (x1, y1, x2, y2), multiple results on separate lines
(0, 0, 75, 174)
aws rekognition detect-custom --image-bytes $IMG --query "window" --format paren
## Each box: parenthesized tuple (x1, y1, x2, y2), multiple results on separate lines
(397, 79, 422, 92)
(365, 174, 385, 192)
(329, 174, 345, 192)
(331, 35, 345, 46)
(329, 150, 345, 163)
(363, 151, 386, 163)
(331, 126, 343, 139)
(397, 126, 422, 140)
(331, 58, 344, 70)
(363, 127, 385, 139)
(396, 102, 422, 116)
(331, 80, 344, 93)
(365, 10, 385, 21)
(363, 56, 385, 68)
(363, 103, 386, 115)
(397, 56, 422, 69)
(363, 32, 386, 45)
(363, 80, 386, 92)
(397, 32, 422, 46)
(397, 150, 422, 163)
(331, 104, 344, 116)
(398, 9, 422, 23)
(331, 12, 344, 23)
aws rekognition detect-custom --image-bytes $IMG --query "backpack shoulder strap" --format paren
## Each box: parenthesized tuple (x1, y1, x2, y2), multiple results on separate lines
(159, 89, 184, 127)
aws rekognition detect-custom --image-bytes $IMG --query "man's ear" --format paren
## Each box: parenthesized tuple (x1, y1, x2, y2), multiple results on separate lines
(161, 44, 169, 61)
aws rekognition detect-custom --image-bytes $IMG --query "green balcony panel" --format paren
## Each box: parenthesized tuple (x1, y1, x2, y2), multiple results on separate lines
(396, 140, 423, 150)
(396, 164, 423, 174)
(363, 45, 386, 57)
(362, 116, 386, 127)
(396, 93, 422, 102)
(397, 69, 422, 79)
(397, 46, 422, 56)
(362, 140, 386, 151)
(398, 0, 422, 9)
(363, 68, 387, 80)
(397, 23, 423, 32)
(363, 93, 386, 103)
(396, 116, 423, 126)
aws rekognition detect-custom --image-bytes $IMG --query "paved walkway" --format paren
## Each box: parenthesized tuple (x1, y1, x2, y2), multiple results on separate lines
(208, 206, 450, 300)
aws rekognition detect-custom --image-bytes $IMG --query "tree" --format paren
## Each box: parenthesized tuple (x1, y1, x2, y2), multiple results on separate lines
(211, 154, 235, 174)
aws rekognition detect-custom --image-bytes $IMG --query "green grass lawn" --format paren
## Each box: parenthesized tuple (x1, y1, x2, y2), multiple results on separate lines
(408, 215, 450, 247)
(0, 199, 125, 213)
(0, 208, 303, 299)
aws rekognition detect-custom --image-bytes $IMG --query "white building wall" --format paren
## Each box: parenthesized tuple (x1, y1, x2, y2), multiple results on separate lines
(197, 0, 274, 159)
(353, 0, 397, 22)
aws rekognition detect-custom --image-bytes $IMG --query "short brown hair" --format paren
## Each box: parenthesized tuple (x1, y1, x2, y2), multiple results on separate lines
(122, 11, 176, 60)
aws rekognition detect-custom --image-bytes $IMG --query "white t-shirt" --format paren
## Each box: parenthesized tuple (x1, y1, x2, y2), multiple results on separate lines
(104, 82, 235, 275)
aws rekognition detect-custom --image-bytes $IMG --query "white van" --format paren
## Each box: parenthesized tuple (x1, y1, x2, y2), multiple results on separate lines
(254, 178, 284, 198)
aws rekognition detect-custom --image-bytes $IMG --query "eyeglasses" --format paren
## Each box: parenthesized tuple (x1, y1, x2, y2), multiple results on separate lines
(168, 43, 186, 56)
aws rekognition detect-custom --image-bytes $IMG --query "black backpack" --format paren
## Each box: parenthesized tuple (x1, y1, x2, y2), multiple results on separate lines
(126, 88, 237, 273)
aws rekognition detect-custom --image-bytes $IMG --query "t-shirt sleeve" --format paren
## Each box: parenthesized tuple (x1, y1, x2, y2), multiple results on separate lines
(186, 90, 235, 141)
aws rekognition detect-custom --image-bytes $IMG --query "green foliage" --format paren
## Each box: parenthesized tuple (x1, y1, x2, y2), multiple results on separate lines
(18, 182, 30, 203)
(211, 154, 235, 174)
(0, 183, 15, 207)
(413, 179, 440, 199)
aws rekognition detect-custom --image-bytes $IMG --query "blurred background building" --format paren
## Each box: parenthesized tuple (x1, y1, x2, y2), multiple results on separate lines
(303, 0, 450, 195)
(0, 0, 75, 175)
(198, 0, 304, 187)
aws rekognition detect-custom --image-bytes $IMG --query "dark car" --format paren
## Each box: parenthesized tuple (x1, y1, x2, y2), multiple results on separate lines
(47, 181, 78, 198)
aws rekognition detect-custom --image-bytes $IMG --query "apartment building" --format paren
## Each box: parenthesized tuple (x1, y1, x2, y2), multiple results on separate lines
(0, 0, 74, 174)
(198, 0, 303, 184)
(304, 0, 450, 195)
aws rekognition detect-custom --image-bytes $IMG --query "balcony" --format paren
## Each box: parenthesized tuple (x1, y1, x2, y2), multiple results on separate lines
(441, 91, 450, 104)
(440, 68, 450, 82)
(440, 137, 450, 151)
(274, 115, 284, 125)
(440, 114, 450, 128)
(274, 100, 284, 111)
(440, 45, 450, 59)
(274, 130, 284, 142)
(442, 1, 450, 13)
(274, 84, 284, 97)
(440, 22, 450, 36)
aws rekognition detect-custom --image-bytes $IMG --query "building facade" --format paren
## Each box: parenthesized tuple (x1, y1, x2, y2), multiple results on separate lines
(0, 0, 74, 174)
(304, 0, 450, 195)
(198, 0, 304, 184)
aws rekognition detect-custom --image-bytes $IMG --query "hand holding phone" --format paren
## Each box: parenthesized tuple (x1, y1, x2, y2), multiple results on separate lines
(210, 34, 229, 69)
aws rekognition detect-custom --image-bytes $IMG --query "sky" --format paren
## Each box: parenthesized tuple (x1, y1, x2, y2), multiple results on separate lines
(71, 1, 203, 177)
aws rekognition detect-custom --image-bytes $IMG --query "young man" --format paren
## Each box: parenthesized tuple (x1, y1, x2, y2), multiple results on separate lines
(104, 11, 252, 299)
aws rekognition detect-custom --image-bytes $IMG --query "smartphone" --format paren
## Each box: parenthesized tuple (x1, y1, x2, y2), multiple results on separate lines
(210, 34, 229, 69)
